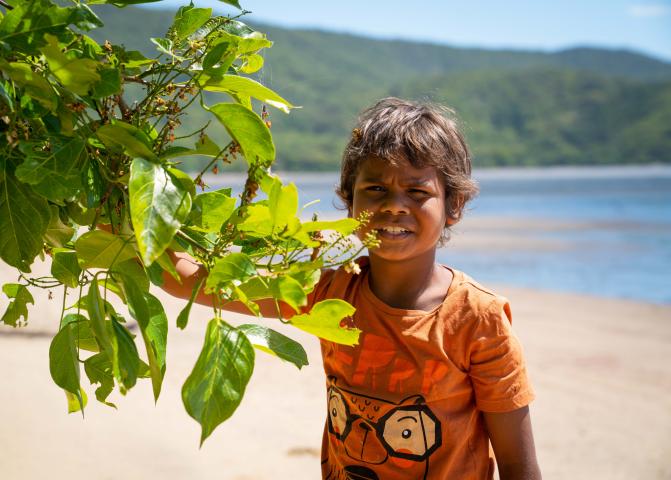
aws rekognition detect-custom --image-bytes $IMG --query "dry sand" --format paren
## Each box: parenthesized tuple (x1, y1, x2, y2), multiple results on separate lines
(1, 256, 670, 479)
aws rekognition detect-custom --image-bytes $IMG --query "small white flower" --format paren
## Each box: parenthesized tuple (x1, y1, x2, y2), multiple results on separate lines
(344, 260, 361, 275)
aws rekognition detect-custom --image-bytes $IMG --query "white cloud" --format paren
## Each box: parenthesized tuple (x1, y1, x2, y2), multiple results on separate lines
(627, 4, 670, 17)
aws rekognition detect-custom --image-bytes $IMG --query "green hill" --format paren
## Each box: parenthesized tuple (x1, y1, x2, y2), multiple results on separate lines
(88, 5, 671, 170)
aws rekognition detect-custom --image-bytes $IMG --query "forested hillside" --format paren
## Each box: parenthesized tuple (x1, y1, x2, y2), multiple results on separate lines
(89, 5, 671, 170)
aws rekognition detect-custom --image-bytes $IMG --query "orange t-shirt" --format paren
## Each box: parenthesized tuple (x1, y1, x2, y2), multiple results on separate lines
(307, 257, 534, 480)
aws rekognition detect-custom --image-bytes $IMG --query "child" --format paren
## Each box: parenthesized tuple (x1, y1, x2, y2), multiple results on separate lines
(164, 98, 541, 480)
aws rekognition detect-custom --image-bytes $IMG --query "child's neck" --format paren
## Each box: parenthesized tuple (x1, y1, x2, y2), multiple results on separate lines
(367, 251, 453, 311)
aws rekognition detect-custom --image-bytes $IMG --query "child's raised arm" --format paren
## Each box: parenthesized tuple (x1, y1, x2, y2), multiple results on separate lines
(160, 250, 286, 319)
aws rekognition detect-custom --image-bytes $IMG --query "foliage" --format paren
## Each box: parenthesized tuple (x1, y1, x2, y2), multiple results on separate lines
(86, 4, 671, 171)
(0, 0, 371, 444)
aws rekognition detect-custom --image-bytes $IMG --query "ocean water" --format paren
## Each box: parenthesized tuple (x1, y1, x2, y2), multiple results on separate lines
(212, 165, 671, 304)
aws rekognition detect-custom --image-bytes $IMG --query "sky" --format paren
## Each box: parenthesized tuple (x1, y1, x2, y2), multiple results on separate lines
(147, 0, 671, 62)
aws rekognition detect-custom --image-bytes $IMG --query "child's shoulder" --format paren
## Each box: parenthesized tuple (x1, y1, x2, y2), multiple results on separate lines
(440, 267, 512, 328)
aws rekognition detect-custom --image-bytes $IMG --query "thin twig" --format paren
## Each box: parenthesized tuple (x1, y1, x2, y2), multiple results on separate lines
(0, 0, 13, 10)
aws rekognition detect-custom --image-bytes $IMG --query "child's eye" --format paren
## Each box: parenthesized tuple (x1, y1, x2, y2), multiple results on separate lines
(409, 189, 428, 195)
(366, 186, 385, 192)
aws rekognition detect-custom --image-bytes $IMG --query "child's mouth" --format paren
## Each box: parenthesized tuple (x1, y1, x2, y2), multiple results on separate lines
(376, 226, 412, 239)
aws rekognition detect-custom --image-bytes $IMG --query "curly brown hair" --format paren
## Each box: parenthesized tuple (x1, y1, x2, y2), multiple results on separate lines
(337, 98, 478, 239)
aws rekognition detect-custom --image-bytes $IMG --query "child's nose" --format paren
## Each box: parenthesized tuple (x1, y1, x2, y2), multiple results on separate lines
(381, 191, 408, 215)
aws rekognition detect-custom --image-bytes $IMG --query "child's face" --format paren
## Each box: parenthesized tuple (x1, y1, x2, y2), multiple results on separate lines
(351, 156, 452, 264)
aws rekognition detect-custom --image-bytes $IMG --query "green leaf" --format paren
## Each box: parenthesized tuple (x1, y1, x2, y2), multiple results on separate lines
(200, 75, 293, 113)
(239, 53, 264, 74)
(236, 204, 272, 236)
(60, 313, 99, 352)
(301, 218, 360, 236)
(290, 300, 360, 346)
(182, 318, 254, 445)
(205, 252, 256, 293)
(268, 181, 298, 233)
(87, 0, 163, 5)
(270, 276, 306, 314)
(129, 158, 192, 265)
(86, 278, 113, 357)
(238, 324, 308, 369)
(0, 61, 57, 110)
(208, 102, 275, 166)
(118, 274, 168, 400)
(44, 207, 76, 247)
(150, 37, 183, 61)
(65, 389, 88, 414)
(217, 0, 243, 9)
(1, 283, 34, 327)
(0, 173, 51, 272)
(40, 34, 100, 96)
(51, 250, 81, 288)
(75, 230, 137, 269)
(91, 67, 121, 98)
(110, 315, 140, 393)
(96, 122, 157, 161)
(0, 1, 101, 53)
(84, 352, 115, 408)
(189, 189, 236, 232)
(15, 137, 86, 202)
(172, 5, 212, 41)
(49, 322, 86, 413)
(176, 276, 205, 330)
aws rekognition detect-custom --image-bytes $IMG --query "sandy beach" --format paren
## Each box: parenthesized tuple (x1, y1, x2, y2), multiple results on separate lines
(1, 242, 670, 479)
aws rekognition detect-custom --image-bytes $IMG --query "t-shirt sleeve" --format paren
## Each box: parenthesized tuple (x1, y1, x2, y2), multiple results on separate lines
(468, 297, 535, 413)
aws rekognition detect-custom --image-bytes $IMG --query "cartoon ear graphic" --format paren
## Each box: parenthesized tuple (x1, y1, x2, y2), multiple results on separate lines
(327, 387, 351, 439)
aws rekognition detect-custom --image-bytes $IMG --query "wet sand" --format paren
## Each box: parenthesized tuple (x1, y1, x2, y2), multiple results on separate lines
(1, 254, 670, 479)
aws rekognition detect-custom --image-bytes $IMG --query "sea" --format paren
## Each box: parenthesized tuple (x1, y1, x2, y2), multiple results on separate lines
(210, 165, 671, 305)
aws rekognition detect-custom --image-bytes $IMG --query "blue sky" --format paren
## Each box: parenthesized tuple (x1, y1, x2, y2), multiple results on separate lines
(147, 0, 671, 61)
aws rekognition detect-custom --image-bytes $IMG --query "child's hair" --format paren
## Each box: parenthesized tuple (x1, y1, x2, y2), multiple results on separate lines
(337, 97, 478, 238)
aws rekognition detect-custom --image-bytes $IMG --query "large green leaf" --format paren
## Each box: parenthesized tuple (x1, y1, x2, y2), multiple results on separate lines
(0, 1, 102, 53)
(182, 318, 254, 445)
(205, 252, 256, 293)
(86, 278, 112, 357)
(118, 273, 168, 401)
(40, 34, 100, 96)
(0, 174, 51, 272)
(51, 250, 81, 288)
(75, 230, 137, 269)
(269, 276, 306, 314)
(1, 283, 34, 327)
(200, 75, 293, 113)
(60, 313, 99, 352)
(96, 122, 157, 161)
(0, 61, 57, 110)
(267, 180, 298, 233)
(44, 207, 76, 247)
(208, 102, 274, 166)
(84, 352, 115, 408)
(235, 204, 272, 236)
(129, 158, 192, 265)
(49, 322, 85, 413)
(91, 67, 121, 98)
(238, 324, 308, 369)
(290, 300, 360, 346)
(110, 315, 140, 394)
(189, 189, 236, 232)
(15, 137, 86, 202)
(171, 5, 212, 41)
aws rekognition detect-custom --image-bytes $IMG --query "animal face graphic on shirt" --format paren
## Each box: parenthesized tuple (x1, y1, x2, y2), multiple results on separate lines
(324, 379, 442, 480)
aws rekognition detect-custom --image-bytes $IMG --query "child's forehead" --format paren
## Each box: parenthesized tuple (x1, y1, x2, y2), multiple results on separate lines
(355, 156, 441, 184)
